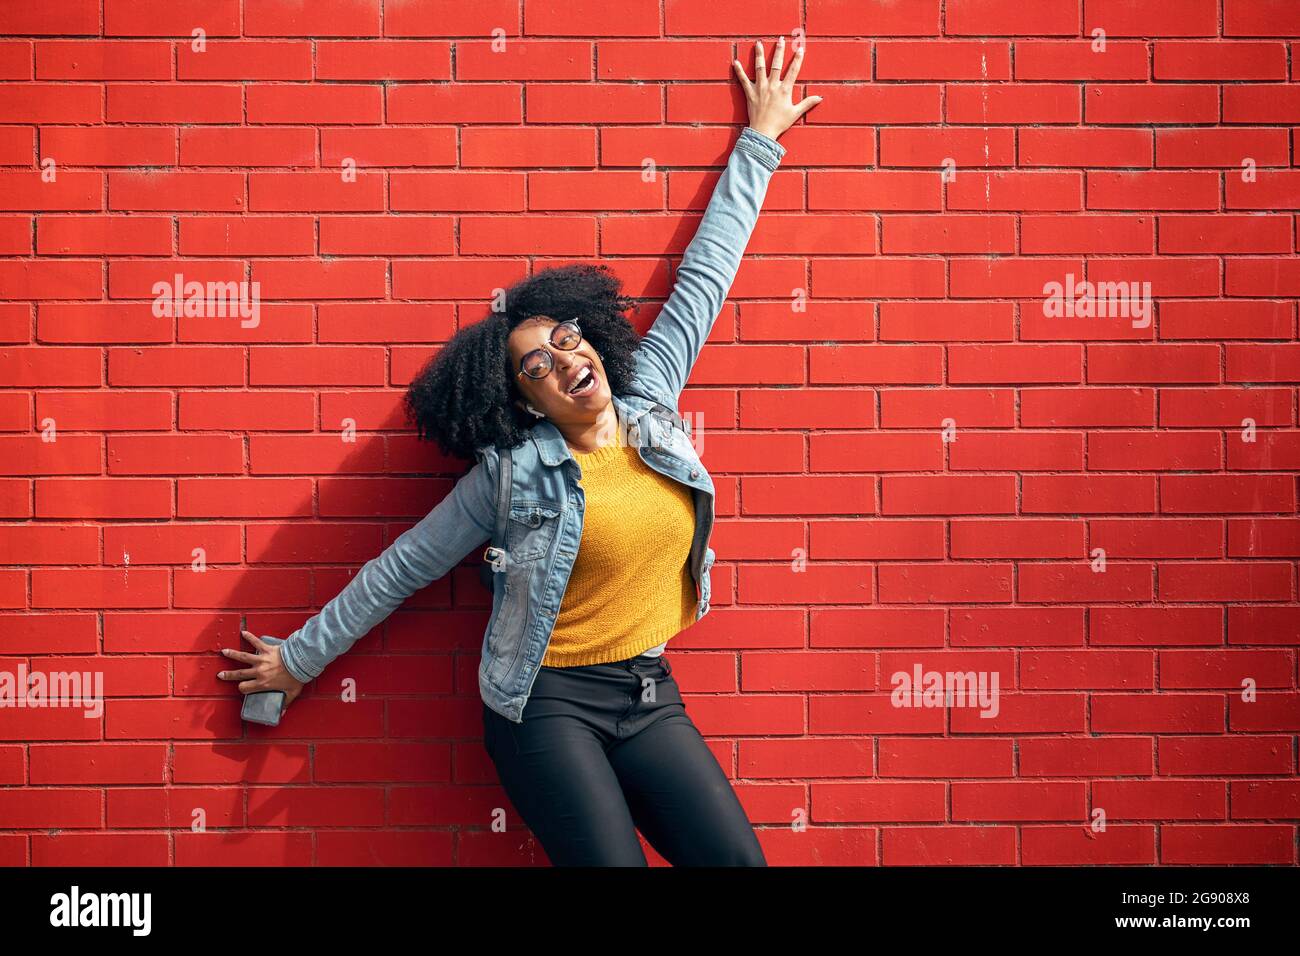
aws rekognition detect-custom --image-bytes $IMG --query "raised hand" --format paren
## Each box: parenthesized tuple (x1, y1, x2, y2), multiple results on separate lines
(733, 35, 823, 141)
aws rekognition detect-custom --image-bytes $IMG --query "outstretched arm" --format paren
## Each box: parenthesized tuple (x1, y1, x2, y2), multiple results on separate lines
(631, 36, 823, 406)
(259, 450, 499, 684)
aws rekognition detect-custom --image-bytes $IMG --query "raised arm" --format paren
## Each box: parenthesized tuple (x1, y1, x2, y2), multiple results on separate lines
(261, 449, 499, 683)
(631, 36, 822, 406)
(631, 127, 785, 405)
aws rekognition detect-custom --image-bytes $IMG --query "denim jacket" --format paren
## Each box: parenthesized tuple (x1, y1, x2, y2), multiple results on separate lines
(262, 126, 786, 723)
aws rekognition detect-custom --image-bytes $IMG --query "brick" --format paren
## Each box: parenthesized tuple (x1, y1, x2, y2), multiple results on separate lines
(180, 127, 316, 167)
(317, 40, 450, 80)
(37, 216, 172, 255)
(246, 84, 383, 124)
(807, 0, 941, 36)
(248, 173, 384, 211)
(321, 127, 456, 167)
(0, 261, 101, 299)
(319, 216, 453, 255)
(105, 0, 240, 37)
(1086, 0, 1218, 37)
(40, 126, 176, 165)
(177, 41, 313, 80)
(244, 0, 381, 37)
(249, 259, 387, 299)
(107, 83, 242, 123)
(0, 3, 98, 35)
(1014, 41, 1149, 80)
(179, 216, 315, 255)
(0, 171, 101, 211)
(946, 0, 1079, 35)
(0, 83, 100, 123)
(38, 303, 173, 343)
(35, 41, 171, 80)
(1224, 0, 1300, 36)
(0, 42, 31, 81)
(877, 41, 1011, 80)
(0, 125, 34, 163)
(108, 172, 244, 211)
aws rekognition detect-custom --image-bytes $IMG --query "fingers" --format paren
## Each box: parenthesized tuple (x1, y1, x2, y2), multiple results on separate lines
(732, 58, 755, 98)
(769, 34, 785, 80)
(753, 38, 765, 78)
(217, 665, 257, 682)
(783, 39, 805, 87)
(794, 94, 824, 117)
(217, 643, 258, 681)
(219, 635, 300, 695)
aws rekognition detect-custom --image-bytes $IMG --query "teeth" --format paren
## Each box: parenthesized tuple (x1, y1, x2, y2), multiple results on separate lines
(569, 366, 593, 393)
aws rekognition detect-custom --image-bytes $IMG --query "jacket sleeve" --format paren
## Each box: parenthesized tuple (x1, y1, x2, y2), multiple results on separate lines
(631, 125, 786, 406)
(262, 450, 498, 683)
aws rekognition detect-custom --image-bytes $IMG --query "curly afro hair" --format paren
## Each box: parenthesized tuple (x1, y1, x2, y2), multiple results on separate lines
(403, 262, 643, 462)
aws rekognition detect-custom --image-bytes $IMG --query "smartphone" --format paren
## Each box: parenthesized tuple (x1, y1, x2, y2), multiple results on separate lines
(241, 690, 286, 727)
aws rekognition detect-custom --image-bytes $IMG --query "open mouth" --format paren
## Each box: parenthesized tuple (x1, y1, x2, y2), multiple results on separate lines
(567, 363, 597, 396)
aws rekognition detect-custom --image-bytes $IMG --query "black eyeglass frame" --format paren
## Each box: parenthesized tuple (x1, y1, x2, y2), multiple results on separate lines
(515, 318, 583, 381)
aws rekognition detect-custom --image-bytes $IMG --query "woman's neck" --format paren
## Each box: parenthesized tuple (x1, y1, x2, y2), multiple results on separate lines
(559, 401, 622, 454)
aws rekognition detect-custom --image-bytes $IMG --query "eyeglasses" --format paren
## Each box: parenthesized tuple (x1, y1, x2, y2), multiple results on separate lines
(516, 319, 583, 380)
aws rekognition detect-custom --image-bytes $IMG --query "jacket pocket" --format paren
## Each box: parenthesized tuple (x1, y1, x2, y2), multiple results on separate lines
(506, 502, 561, 562)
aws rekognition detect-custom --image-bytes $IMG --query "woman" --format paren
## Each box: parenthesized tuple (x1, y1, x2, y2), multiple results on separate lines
(218, 36, 822, 865)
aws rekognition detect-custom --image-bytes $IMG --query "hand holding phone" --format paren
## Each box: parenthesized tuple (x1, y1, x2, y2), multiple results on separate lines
(218, 628, 306, 727)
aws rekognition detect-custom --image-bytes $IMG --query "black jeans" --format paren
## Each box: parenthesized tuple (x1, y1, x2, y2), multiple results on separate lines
(481, 651, 767, 866)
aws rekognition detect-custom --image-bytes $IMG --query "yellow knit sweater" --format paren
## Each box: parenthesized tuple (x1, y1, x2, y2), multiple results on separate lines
(540, 437, 698, 667)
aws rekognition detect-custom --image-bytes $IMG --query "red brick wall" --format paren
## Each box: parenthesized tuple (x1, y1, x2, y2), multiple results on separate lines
(0, 0, 1297, 866)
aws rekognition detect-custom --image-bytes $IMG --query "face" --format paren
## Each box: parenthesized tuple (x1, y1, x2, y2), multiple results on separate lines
(507, 316, 611, 423)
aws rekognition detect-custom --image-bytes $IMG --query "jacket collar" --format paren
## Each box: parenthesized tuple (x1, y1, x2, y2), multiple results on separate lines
(528, 392, 648, 467)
